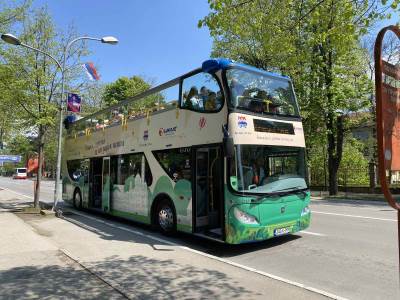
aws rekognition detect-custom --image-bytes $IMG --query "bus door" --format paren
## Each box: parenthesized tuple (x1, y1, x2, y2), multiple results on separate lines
(89, 157, 103, 209)
(194, 147, 223, 236)
(102, 157, 111, 212)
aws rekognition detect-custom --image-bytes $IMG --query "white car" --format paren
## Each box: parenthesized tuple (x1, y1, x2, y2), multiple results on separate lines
(13, 168, 27, 179)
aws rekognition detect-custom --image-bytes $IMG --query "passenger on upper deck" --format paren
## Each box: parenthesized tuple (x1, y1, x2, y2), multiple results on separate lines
(184, 86, 199, 109)
(230, 78, 245, 107)
(205, 92, 217, 110)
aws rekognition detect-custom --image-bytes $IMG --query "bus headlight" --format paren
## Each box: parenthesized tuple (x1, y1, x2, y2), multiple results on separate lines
(301, 206, 310, 216)
(233, 207, 259, 225)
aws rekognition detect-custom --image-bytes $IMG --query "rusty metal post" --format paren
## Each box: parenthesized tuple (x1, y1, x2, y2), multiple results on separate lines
(374, 25, 400, 276)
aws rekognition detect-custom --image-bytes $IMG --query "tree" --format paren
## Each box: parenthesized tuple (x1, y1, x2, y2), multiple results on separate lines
(0, 0, 30, 150)
(1, 7, 89, 208)
(7, 134, 35, 165)
(103, 76, 151, 105)
(102, 76, 164, 112)
(199, 0, 394, 195)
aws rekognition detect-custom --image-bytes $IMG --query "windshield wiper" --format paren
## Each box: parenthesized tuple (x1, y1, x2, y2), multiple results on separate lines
(272, 186, 308, 197)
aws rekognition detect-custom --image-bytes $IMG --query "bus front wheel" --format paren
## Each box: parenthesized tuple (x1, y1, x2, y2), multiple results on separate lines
(156, 199, 176, 234)
(73, 189, 82, 209)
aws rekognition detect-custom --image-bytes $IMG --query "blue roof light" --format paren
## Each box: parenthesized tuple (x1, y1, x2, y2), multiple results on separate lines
(201, 58, 290, 80)
(202, 58, 232, 73)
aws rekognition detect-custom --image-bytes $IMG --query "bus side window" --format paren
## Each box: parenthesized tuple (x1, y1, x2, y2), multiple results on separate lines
(153, 148, 191, 182)
(116, 153, 153, 187)
(181, 72, 222, 112)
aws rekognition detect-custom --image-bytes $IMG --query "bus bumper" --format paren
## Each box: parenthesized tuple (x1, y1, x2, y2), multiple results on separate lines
(225, 210, 311, 244)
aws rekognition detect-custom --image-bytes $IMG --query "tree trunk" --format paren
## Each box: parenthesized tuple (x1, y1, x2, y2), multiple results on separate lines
(33, 125, 44, 209)
(327, 114, 345, 195)
(0, 127, 4, 150)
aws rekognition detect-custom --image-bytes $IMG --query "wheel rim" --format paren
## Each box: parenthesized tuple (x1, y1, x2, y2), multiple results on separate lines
(158, 206, 174, 231)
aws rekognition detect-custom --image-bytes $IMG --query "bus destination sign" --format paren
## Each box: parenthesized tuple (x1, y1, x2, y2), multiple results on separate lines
(253, 119, 295, 135)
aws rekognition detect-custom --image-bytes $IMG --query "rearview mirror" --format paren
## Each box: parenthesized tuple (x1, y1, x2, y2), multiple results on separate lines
(223, 136, 234, 158)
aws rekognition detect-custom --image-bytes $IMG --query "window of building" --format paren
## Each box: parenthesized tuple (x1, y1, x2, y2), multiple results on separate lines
(181, 72, 223, 112)
(153, 147, 191, 182)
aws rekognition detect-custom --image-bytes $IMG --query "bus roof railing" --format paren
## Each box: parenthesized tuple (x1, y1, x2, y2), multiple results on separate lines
(69, 58, 291, 128)
(70, 67, 201, 128)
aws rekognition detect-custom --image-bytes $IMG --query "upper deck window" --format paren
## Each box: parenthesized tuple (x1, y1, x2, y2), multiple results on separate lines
(181, 72, 223, 112)
(226, 68, 299, 117)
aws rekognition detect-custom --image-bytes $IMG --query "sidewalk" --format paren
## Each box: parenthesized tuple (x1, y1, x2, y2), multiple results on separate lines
(311, 190, 387, 202)
(0, 204, 124, 298)
(0, 188, 328, 300)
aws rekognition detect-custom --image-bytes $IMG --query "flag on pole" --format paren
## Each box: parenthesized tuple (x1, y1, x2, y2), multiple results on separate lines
(67, 93, 82, 113)
(82, 62, 100, 81)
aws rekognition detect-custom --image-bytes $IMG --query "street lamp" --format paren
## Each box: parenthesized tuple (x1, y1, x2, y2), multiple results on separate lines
(1, 33, 118, 211)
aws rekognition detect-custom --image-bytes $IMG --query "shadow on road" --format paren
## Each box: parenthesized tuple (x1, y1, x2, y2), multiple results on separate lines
(0, 199, 32, 212)
(60, 208, 301, 259)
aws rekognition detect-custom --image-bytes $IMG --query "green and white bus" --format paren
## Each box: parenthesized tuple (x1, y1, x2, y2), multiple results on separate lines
(62, 58, 310, 244)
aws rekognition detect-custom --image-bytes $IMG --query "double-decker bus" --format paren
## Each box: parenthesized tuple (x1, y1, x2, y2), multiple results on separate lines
(62, 58, 310, 244)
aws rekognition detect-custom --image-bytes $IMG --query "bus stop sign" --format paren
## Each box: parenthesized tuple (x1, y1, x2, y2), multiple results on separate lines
(374, 25, 400, 274)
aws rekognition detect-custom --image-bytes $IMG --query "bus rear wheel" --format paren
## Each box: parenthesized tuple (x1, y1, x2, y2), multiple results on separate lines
(73, 189, 82, 209)
(156, 199, 176, 234)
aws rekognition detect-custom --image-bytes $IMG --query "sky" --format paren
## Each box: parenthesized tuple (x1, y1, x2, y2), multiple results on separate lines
(32, 0, 213, 85)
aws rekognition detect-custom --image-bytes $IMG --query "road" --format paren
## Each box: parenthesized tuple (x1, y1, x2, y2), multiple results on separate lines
(0, 176, 398, 300)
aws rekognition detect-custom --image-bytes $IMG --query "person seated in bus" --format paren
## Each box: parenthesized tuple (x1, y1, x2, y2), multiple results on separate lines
(248, 99, 264, 113)
(111, 110, 123, 124)
(230, 78, 245, 107)
(251, 157, 266, 186)
(183, 86, 199, 109)
(199, 86, 209, 102)
(205, 92, 217, 110)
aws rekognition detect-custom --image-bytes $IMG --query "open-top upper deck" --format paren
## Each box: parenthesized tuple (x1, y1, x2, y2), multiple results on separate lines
(65, 58, 295, 139)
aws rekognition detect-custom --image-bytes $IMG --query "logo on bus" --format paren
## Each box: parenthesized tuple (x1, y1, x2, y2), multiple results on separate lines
(199, 117, 206, 130)
(159, 126, 177, 136)
(238, 115, 247, 128)
(143, 130, 149, 141)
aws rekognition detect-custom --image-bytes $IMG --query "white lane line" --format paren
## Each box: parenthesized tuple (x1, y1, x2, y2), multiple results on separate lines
(0, 186, 34, 199)
(300, 231, 326, 236)
(68, 209, 347, 300)
(312, 210, 396, 222)
(1, 185, 346, 299)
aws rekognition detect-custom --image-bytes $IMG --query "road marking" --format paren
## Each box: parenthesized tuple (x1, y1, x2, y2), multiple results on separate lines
(312, 210, 396, 222)
(0, 186, 34, 199)
(1, 184, 347, 299)
(300, 231, 326, 236)
(68, 209, 347, 300)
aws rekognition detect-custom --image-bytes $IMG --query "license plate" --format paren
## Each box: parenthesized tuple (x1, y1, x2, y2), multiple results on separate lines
(274, 227, 291, 236)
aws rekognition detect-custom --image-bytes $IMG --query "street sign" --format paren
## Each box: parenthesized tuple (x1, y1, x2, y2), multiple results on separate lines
(374, 25, 400, 274)
(0, 155, 21, 163)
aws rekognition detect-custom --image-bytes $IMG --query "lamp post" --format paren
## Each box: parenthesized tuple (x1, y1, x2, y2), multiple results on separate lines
(1, 33, 118, 211)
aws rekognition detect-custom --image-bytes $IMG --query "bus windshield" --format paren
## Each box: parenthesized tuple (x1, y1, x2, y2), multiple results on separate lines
(230, 145, 307, 195)
(226, 68, 299, 117)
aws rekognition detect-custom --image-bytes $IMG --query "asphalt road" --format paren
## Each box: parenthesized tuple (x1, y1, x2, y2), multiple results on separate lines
(0, 176, 398, 300)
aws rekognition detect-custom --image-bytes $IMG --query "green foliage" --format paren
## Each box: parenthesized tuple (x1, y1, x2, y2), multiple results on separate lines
(0, 0, 30, 150)
(103, 76, 151, 106)
(1, 6, 90, 204)
(309, 138, 369, 186)
(199, 0, 395, 193)
(7, 134, 35, 165)
(102, 75, 164, 112)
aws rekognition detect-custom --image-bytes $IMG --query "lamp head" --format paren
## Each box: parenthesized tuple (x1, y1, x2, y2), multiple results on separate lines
(101, 36, 118, 45)
(1, 33, 21, 46)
